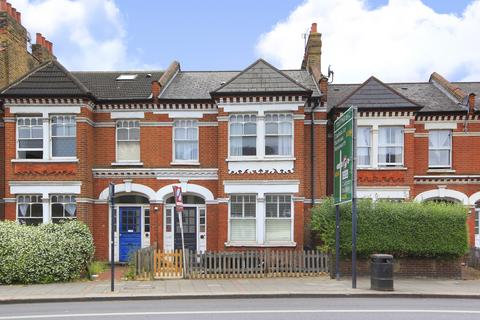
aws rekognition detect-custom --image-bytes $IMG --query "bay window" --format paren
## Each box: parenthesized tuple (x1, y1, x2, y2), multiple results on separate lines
(229, 195, 256, 242)
(51, 115, 76, 157)
(357, 127, 371, 166)
(51, 195, 77, 223)
(378, 126, 403, 167)
(229, 114, 257, 156)
(265, 113, 293, 156)
(429, 130, 451, 168)
(265, 195, 292, 242)
(173, 120, 198, 162)
(17, 195, 43, 225)
(17, 117, 43, 159)
(116, 120, 140, 162)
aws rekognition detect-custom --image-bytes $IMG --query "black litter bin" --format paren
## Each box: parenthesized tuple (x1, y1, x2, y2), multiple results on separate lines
(370, 254, 393, 291)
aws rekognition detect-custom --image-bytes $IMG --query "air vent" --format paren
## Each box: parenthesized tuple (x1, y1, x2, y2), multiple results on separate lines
(116, 74, 138, 80)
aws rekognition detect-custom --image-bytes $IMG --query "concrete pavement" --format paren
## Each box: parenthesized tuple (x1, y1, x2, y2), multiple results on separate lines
(1, 276, 480, 303)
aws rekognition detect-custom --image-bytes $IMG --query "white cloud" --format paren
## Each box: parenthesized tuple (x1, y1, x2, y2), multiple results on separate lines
(9, 0, 142, 70)
(256, 0, 480, 83)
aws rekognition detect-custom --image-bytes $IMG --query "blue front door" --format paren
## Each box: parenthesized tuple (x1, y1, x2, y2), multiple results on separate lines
(119, 207, 142, 262)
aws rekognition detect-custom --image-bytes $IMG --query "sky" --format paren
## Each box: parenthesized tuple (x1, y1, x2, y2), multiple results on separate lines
(7, 0, 480, 83)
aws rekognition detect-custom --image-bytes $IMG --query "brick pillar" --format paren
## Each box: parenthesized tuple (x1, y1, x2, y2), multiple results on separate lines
(93, 203, 108, 260)
(468, 207, 476, 247)
(151, 203, 163, 249)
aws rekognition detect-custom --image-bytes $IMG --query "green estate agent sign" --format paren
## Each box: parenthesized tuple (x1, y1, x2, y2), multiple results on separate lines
(333, 106, 354, 204)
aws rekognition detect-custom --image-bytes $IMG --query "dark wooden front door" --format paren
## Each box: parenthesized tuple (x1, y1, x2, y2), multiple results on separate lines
(174, 207, 197, 251)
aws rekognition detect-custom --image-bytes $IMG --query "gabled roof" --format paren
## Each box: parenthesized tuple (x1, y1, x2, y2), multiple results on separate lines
(211, 59, 312, 95)
(333, 76, 421, 110)
(1, 60, 90, 97)
(72, 71, 164, 101)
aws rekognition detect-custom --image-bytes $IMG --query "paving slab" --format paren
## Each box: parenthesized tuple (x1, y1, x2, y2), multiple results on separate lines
(1, 276, 480, 303)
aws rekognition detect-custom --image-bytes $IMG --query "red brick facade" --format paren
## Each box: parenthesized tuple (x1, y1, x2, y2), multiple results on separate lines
(1, 20, 479, 262)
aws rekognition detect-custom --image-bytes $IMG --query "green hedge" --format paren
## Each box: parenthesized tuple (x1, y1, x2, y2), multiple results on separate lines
(311, 198, 468, 258)
(0, 221, 94, 284)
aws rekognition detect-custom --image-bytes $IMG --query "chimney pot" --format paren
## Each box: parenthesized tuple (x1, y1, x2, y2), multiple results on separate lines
(16, 11, 20, 23)
(6, 2, 11, 15)
(11, 7, 16, 20)
(41, 36, 46, 47)
(0, 0, 7, 12)
(311, 23, 317, 33)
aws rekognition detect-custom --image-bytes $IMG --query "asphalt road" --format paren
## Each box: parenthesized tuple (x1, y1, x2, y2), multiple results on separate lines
(1, 297, 480, 320)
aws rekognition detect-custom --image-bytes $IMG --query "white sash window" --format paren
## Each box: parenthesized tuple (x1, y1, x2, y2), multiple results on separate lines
(116, 120, 140, 162)
(378, 126, 404, 167)
(51, 195, 77, 223)
(265, 113, 293, 156)
(265, 194, 292, 242)
(17, 117, 43, 159)
(173, 120, 198, 162)
(429, 130, 452, 168)
(357, 126, 371, 166)
(229, 114, 257, 156)
(51, 115, 76, 158)
(229, 195, 256, 242)
(17, 195, 43, 225)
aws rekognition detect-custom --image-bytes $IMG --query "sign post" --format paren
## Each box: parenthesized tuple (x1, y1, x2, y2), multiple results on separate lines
(173, 186, 187, 277)
(333, 105, 357, 288)
(108, 182, 115, 292)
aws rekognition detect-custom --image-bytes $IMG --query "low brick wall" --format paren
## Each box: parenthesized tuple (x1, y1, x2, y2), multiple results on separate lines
(333, 257, 462, 278)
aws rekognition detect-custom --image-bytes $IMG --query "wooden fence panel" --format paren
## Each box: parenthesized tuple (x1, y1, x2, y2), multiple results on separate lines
(134, 248, 329, 280)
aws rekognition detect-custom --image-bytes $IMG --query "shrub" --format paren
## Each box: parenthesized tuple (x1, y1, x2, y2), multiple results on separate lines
(311, 198, 469, 258)
(0, 220, 95, 284)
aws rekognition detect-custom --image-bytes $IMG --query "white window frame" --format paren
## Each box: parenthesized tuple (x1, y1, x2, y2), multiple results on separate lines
(172, 119, 199, 164)
(264, 194, 293, 243)
(116, 120, 141, 163)
(50, 194, 77, 223)
(357, 126, 372, 167)
(16, 195, 43, 225)
(264, 113, 294, 157)
(50, 115, 76, 159)
(16, 116, 44, 159)
(228, 194, 257, 243)
(378, 126, 404, 167)
(428, 129, 452, 168)
(228, 114, 258, 158)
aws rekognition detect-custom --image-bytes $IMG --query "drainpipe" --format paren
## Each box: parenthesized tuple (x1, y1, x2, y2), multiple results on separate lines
(311, 97, 320, 210)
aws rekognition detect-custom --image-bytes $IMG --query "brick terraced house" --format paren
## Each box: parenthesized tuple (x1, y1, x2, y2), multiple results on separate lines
(0, 8, 479, 261)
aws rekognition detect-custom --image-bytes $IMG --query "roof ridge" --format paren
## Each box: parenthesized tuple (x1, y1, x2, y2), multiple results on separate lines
(71, 70, 164, 74)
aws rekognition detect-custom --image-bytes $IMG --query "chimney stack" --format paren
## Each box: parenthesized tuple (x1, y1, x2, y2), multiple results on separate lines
(0, 0, 7, 12)
(32, 32, 55, 62)
(301, 22, 322, 83)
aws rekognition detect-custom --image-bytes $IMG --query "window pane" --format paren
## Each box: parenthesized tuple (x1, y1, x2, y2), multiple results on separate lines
(18, 128, 30, 139)
(230, 219, 256, 241)
(130, 128, 140, 141)
(32, 126, 43, 138)
(118, 141, 140, 161)
(266, 202, 277, 217)
(52, 137, 76, 157)
(429, 150, 450, 166)
(357, 147, 370, 166)
(231, 203, 243, 217)
(19, 139, 43, 149)
(52, 203, 64, 218)
(31, 204, 43, 218)
(117, 128, 128, 140)
(266, 220, 291, 242)
(242, 137, 256, 156)
(244, 202, 256, 217)
(18, 150, 43, 159)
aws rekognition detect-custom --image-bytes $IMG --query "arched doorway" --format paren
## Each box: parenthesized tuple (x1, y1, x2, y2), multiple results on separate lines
(164, 194, 206, 252)
(112, 193, 151, 262)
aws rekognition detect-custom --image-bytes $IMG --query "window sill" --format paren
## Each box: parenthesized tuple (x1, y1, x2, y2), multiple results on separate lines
(227, 157, 296, 162)
(225, 241, 297, 247)
(170, 161, 200, 166)
(427, 168, 455, 173)
(358, 167, 407, 171)
(12, 159, 79, 163)
(111, 162, 143, 167)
